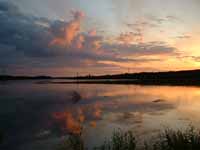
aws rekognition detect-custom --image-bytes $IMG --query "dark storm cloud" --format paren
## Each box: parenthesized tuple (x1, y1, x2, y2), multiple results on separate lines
(0, 1, 56, 57)
(0, 1, 19, 14)
(0, 2, 125, 60)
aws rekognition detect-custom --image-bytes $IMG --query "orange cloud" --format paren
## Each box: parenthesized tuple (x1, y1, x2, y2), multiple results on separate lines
(52, 111, 83, 135)
(73, 34, 85, 49)
(92, 40, 101, 50)
(51, 103, 103, 135)
(90, 121, 97, 128)
(50, 10, 85, 47)
(88, 29, 97, 36)
(49, 11, 102, 52)
(93, 103, 102, 119)
(85, 30, 102, 51)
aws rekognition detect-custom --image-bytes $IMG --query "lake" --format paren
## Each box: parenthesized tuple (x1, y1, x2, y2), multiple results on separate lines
(1, 80, 200, 150)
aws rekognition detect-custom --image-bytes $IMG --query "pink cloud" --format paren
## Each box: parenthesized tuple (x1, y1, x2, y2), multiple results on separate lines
(88, 29, 97, 36)
(73, 34, 85, 49)
(50, 10, 85, 47)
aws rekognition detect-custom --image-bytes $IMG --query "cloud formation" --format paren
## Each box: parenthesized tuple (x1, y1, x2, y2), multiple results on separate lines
(0, 1, 179, 75)
(50, 11, 84, 47)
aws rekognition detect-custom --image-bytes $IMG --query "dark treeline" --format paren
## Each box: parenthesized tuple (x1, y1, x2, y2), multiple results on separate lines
(1, 69, 200, 86)
(69, 69, 200, 86)
(0, 75, 52, 80)
(75, 69, 200, 80)
(1, 69, 200, 80)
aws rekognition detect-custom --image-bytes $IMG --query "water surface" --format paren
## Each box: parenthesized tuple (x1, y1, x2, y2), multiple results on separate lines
(1, 81, 200, 150)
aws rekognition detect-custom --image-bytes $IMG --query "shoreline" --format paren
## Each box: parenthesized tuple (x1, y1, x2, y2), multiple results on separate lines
(36, 78, 200, 86)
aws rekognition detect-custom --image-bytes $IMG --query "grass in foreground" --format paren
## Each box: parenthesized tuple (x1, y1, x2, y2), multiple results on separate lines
(151, 126, 200, 150)
(58, 126, 200, 150)
(94, 130, 136, 150)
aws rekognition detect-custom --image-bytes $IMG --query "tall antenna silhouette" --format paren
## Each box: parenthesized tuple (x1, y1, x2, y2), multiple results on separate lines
(128, 68, 130, 73)
(76, 72, 79, 78)
(76, 72, 79, 83)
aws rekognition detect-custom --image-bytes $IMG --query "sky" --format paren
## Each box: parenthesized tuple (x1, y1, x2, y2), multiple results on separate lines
(0, 0, 200, 76)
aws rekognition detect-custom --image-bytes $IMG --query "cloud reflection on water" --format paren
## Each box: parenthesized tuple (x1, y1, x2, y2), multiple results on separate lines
(49, 85, 176, 136)
(1, 83, 200, 150)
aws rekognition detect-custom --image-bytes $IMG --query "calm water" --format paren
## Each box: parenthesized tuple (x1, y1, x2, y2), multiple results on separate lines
(1, 80, 200, 150)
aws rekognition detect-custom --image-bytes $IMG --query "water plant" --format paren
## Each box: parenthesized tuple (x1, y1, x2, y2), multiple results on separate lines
(152, 126, 200, 150)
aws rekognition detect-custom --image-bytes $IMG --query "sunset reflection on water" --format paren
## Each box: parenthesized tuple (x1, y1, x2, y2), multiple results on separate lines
(51, 102, 102, 135)
(1, 82, 200, 149)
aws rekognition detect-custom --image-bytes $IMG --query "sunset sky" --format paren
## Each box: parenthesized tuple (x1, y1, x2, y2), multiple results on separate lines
(0, 0, 200, 76)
